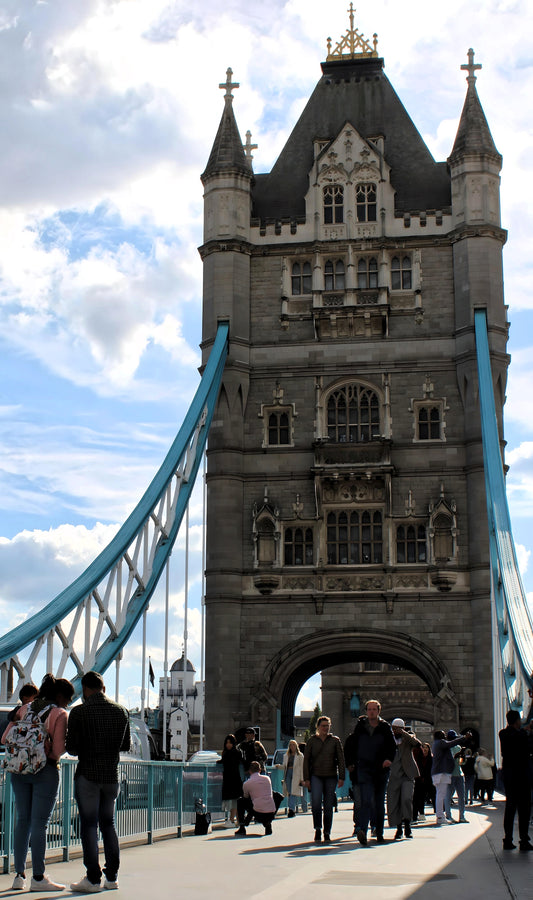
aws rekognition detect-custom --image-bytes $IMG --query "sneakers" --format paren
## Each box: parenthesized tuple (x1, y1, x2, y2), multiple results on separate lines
(103, 878, 119, 890)
(356, 828, 368, 846)
(30, 876, 66, 892)
(287, 809, 296, 818)
(70, 877, 103, 893)
(418, 813, 426, 822)
(12, 875, 27, 890)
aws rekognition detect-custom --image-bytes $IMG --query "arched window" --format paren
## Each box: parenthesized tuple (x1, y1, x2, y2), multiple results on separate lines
(396, 524, 427, 563)
(356, 183, 377, 222)
(326, 510, 383, 564)
(418, 406, 441, 440)
(323, 185, 344, 224)
(391, 256, 412, 290)
(327, 383, 380, 443)
(291, 261, 312, 295)
(268, 411, 290, 445)
(357, 257, 378, 289)
(284, 527, 314, 565)
(324, 259, 345, 291)
(433, 514, 453, 562)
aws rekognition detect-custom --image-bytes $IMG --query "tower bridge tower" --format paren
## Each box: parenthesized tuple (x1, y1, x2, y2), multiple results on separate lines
(200, 13, 507, 748)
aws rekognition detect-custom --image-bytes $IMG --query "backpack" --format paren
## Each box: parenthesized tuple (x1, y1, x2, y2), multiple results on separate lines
(2, 704, 54, 775)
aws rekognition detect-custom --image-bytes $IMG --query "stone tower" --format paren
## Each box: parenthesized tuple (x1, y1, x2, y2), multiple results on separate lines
(200, 15, 507, 750)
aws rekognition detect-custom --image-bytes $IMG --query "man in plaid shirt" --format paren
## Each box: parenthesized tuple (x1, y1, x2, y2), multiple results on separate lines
(66, 671, 130, 893)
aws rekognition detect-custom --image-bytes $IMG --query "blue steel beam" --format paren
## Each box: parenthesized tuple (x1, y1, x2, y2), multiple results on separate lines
(475, 308, 533, 713)
(0, 323, 229, 696)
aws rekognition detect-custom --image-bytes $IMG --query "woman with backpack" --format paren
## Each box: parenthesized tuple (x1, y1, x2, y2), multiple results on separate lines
(1, 673, 75, 891)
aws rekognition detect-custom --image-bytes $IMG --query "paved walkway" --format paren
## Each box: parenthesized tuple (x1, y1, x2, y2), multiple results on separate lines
(1, 796, 532, 899)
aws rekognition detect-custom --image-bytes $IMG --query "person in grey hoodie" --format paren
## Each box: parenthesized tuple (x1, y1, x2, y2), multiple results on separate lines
(431, 729, 471, 826)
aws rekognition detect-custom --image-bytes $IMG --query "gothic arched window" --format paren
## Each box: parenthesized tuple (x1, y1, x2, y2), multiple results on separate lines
(391, 255, 412, 290)
(323, 185, 344, 224)
(291, 261, 312, 295)
(357, 257, 378, 289)
(356, 182, 377, 222)
(284, 527, 314, 566)
(327, 383, 380, 443)
(396, 524, 427, 563)
(324, 259, 345, 291)
(327, 510, 383, 564)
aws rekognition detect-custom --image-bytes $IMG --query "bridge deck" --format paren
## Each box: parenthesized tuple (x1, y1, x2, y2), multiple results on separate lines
(1, 795, 529, 899)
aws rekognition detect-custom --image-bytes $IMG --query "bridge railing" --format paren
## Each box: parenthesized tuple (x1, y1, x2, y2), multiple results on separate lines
(0, 759, 286, 873)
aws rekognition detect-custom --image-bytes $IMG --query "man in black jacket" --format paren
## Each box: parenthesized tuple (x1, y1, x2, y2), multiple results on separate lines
(344, 699, 396, 845)
(499, 709, 533, 851)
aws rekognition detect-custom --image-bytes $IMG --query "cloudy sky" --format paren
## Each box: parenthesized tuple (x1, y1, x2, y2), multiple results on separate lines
(0, 0, 532, 719)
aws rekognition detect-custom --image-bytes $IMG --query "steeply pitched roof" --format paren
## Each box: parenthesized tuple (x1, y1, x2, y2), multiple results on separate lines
(202, 93, 250, 181)
(252, 56, 451, 220)
(449, 77, 501, 163)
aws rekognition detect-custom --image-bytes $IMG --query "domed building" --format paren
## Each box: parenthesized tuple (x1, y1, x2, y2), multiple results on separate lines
(158, 653, 205, 758)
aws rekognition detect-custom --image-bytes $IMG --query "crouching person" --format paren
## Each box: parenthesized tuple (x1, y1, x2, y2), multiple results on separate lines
(235, 761, 276, 836)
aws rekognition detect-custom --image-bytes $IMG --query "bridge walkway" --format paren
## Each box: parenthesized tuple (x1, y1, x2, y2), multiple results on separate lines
(1, 795, 530, 899)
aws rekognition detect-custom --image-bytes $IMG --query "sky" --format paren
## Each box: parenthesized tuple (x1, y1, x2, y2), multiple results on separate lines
(0, 0, 533, 720)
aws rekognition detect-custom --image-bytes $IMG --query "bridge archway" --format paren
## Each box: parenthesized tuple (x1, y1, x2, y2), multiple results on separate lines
(262, 628, 456, 738)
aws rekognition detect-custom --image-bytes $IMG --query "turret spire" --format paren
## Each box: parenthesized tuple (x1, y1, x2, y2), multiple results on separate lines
(201, 67, 250, 181)
(449, 48, 500, 163)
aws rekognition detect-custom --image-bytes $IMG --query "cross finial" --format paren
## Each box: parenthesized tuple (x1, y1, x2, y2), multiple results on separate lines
(219, 67, 239, 102)
(461, 48, 482, 84)
(244, 130, 258, 164)
(348, 3, 355, 32)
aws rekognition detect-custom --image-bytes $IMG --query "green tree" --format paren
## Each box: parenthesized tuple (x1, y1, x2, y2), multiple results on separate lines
(304, 701, 323, 742)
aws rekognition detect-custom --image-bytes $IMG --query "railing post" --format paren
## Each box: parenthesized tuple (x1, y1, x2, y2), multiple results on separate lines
(176, 765, 182, 838)
(61, 761, 74, 861)
(2, 774, 14, 874)
(147, 765, 154, 845)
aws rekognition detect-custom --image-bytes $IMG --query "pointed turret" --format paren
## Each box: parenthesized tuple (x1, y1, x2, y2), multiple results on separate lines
(449, 49, 501, 164)
(202, 69, 250, 180)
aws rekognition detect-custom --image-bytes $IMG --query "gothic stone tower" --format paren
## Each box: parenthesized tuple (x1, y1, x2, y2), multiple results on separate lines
(200, 16, 507, 749)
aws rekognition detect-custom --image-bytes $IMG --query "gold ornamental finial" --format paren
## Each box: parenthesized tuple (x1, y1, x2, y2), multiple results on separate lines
(326, 3, 378, 61)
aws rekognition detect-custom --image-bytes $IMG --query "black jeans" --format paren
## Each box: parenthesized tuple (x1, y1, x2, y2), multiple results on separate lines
(75, 775, 120, 883)
(503, 774, 531, 844)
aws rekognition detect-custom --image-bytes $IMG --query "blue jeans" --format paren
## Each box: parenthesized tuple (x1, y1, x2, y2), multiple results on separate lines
(285, 768, 297, 811)
(11, 763, 60, 877)
(75, 775, 120, 884)
(445, 774, 465, 819)
(357, 768, 389, 837)
(310, 775, 337, 835)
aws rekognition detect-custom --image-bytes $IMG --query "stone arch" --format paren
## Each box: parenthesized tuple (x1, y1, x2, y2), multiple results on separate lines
(262, 627, 456, 738)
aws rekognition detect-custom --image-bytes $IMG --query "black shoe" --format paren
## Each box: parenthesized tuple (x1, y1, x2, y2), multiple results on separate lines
(404, 820, 412, 839)
(394, 826, 402, 840)
(520, 841, 533, 852)
(287, 809, 295, 818)
(314, 829, 321, 843)
(264, 823, 272, 835)
(503, 841, 516, 850)
(352, 825, 359, 836)
(323, 833, 331, 843)
(375, 834, 385, 844)
(356, 828, 368, 846)
(235, 826, 247, 836)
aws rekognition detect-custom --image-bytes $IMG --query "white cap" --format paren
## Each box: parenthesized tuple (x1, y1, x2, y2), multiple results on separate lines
(391, 718, 405, 728)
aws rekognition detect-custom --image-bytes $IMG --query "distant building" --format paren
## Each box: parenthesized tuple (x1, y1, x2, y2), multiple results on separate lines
(156, 653, 205, 758)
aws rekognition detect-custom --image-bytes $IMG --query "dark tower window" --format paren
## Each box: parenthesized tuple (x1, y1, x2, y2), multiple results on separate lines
(324, 259, 345, 291)
(323, 185, 344, 224)
(268, 411, 290, 445)
(357, 257, 378, 289)
(284, 527, 314, 565)
(291, 261, 312, 295)
(326, 510, 383, 564)
(418, 406, 441, 440)
(356, 182, 377, 222)
(396, 524, 427, 563)
(327, 384, 380, 443)
(391, 255, 412, 289)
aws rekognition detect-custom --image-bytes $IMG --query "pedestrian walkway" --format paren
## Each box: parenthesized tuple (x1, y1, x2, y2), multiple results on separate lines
(1, 796, 531, 899)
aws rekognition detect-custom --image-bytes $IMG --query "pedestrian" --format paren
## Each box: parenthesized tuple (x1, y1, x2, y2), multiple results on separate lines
(386, 719, 421, 839)
(217, 734, 243, 826)
(499, 709, 533, 851)
(66, 670, 131, 893)
(1, 673, 74, 892)
(474, 748, 495, 803)
(303, 715, 345, 844)
(445, 731, 467, 823)
(459, 748, 476, 805)
(431, 729, 470, 826)
(280, 740, 305, 817)
(6, 684, 39, 723)
(344, 699, 396, 846)
(234, 761, 276, 836)
(412, 742, 433, 821)
(238, 726, 267, 776)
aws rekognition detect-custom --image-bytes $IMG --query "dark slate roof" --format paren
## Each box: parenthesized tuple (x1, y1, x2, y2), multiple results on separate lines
(170, 653, 196, 673)
(252, 56, 451, 219)
(202, 97, 250, 181)
(449, 78, 501, 163)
